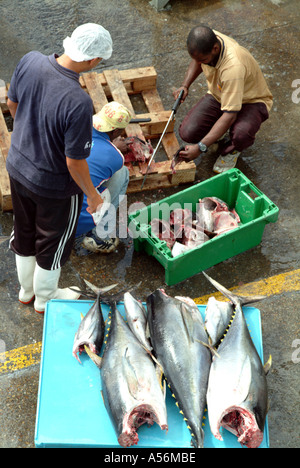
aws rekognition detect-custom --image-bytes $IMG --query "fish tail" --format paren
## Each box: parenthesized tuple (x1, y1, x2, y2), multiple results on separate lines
(264, 354, 272, 375)
(83, 279, 118, 295)
(202, 272, 267, 307)
(195, 338, 220, 358)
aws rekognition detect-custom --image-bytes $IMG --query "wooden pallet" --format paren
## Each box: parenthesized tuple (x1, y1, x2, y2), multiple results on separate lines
(79, 66, 195, 193)
(0, 67, 195, 211)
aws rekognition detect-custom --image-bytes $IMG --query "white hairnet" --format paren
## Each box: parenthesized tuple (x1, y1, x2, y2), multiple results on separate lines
(63, 23, 113, 61)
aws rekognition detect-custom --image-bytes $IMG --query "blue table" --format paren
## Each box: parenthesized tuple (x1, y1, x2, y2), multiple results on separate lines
(35, 300, 269, 448)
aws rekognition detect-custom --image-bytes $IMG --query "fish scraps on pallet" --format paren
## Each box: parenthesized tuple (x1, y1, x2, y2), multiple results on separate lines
(124, 136, 154, 164)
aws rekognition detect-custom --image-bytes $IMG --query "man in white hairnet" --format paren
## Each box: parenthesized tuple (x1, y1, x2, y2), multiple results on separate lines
(6, 23, 113, 314)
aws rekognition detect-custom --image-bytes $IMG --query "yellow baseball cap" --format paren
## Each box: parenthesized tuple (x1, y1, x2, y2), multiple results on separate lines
(93, 101, 132, 132)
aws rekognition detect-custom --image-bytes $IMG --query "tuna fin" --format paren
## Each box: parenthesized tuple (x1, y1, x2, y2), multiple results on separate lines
(84, 344, 103, 368)
(180, 302, 195, 343)
(145, 319, 151, 340)
(195, 339, 220, 358)
(155, 365, 166, 397)
(123, 347, 141, 399)
(163, 378, 166, 400)
(138, 341, 163, 373)
(234, 354, 252, 403)
(100, 282, 142, 305)
(264, 354, 272, 375)
(148, 350, 163, 372)
(69, 287, 95, 298)
(202, 271, 267, 306)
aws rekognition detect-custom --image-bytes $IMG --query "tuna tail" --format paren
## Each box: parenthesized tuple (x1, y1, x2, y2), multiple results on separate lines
(69, 280, 119, 299)
(83, 279, 119, 295)
(202, 271, 267, 307)
(264, 354, 272, 375)
(97, 282, 142, 305)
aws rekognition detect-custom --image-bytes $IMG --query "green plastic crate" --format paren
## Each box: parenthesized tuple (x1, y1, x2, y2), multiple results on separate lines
(128, 169, 279, 285)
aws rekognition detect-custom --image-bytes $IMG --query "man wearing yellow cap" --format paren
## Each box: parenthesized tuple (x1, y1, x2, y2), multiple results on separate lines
(75, 101, 132, 254)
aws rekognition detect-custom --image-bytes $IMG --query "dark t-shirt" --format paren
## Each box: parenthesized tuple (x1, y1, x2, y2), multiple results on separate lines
(6, 52, 93, 198)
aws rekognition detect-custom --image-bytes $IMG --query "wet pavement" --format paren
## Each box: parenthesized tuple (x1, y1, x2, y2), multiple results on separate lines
(0, 0, 299, 449)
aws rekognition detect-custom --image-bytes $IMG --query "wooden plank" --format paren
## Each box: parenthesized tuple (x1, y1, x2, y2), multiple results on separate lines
(0, 80, 8, 113)
(127, 161, 172, 181)
(0, 107, 11, 159)
(142, 88, 196, 186)
(142, 88, 180, 160)
(104, 69, 144, 139)
(132, 111, 174, 137)
(0, 88, 12, 210)
(82, 72, 108, 113)
(0, 146, 12, 211)
(80, 67, 157, 97)
(117, 66, 157, 93)
(170, 162, 197, 185)
(127, 173, 179, 193)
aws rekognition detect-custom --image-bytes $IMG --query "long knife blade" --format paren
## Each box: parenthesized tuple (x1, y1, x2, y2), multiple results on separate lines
(141, 89, 184, 189)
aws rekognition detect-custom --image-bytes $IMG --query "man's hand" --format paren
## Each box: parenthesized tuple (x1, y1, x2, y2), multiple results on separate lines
(173, 86, 188, 103)
(86, 192, 104, 215)
(179, 144, 201, 161)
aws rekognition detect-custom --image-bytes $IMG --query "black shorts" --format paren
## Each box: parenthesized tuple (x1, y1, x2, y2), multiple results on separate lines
(9, 177, 83, 270)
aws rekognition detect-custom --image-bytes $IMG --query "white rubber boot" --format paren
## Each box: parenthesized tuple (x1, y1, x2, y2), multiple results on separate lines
(33, 264, 81, 314)
(15, 254, 36, 304)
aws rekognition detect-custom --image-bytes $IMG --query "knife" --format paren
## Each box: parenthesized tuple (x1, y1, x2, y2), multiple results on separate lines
(140, 89, 184, 189)
(129, 118, 151, 123)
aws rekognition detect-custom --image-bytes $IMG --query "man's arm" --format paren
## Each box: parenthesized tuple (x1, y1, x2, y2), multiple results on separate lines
(173, 59, 203, 101)
(66, 157, 103, 214)
(7, 98, 18, 119)
(201, 111, 237, 147)
(179, 111, 238, 161)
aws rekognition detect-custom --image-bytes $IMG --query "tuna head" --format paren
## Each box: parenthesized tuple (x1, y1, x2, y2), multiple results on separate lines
(72, 293, 105, 363)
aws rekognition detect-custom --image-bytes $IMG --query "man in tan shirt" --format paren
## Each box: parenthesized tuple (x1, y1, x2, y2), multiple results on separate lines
(174, 25, 273, 172)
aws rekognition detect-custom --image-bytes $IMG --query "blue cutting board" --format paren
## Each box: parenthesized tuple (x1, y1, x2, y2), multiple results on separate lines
(34, 299, 269, 448)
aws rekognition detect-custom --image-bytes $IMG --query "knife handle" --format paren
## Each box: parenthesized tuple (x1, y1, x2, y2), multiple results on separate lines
(130, 118, 151, 123)
(172, 89, 184, 113)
